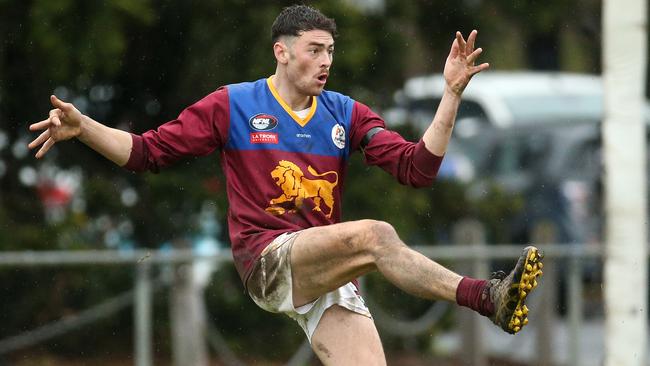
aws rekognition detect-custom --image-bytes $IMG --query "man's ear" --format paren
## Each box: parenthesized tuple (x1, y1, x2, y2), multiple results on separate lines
(273, 40, 290, 65)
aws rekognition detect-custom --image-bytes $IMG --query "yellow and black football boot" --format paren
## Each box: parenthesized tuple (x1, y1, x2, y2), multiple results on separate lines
(487, 246, 544, 334)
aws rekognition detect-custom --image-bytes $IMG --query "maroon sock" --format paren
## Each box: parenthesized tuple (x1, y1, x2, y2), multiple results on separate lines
(456, 277, 494, 316)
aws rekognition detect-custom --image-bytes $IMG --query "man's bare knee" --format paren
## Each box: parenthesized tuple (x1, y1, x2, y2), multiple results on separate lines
(355, 220, 402, 256)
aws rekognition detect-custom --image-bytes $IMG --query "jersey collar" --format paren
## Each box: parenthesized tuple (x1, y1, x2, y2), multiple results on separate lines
(266, 76, 317, 127)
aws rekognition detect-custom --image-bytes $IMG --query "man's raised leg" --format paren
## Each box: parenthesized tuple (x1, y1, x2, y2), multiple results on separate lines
(290, 219, 463, 306)
(289, 219, 543, 334)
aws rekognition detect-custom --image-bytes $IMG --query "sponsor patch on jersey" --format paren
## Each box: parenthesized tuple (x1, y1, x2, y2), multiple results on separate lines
(331, 123, 346, 149)
(250, 132, 278, 144)
(249, 113, 278, 131)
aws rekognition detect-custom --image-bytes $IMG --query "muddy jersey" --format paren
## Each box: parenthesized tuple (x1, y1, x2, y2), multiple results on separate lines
(125, 77, 443, 285)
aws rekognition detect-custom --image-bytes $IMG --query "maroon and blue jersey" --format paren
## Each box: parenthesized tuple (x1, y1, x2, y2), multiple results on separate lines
(125, 77, 443, 284)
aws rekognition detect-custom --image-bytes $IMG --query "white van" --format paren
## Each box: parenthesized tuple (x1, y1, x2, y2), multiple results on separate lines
(387, 71, 650, 246)
(388, 71, 604, 132)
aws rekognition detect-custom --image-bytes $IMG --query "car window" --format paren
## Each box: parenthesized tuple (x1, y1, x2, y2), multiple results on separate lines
(483, 133, 551, 176)
(409, 98, 488, 122)
(564, 137, 602, 180)
(504, 95, 602, 123)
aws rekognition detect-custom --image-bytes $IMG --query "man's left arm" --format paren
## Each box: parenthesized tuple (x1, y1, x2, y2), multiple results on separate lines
(354, 30, 488, 187)
(422, 30, 489, 156)
(350, 101, 440, 187)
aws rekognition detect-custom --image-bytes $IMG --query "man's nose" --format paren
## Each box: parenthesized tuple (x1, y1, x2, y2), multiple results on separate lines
(320, 52, 332, 67)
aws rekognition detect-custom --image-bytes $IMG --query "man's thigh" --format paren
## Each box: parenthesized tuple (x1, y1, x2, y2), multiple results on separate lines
(290, 220, 380, 306)
(311, 305, 386, 366)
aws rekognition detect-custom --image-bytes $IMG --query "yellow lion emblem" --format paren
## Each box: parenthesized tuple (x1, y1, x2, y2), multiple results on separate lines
(266, 160, 338, 218)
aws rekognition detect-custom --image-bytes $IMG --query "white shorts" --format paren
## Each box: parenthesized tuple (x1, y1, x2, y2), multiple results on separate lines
(246, 232, 372, 342)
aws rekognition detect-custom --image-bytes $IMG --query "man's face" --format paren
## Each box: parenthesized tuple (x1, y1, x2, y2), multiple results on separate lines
(282, 30, 334, 96)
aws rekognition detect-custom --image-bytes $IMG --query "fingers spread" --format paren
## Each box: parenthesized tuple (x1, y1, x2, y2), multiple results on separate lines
(36, 137, 55, 159)
(50, 95, 72, 112)
(455, 31, 467, 56)
(466, 47, 483, 65)
(449, 38, 460, 59)
(48, 109, 63, 127)
(28, 130, 50, 150)
(466, 30, 478, 53)
(29, 119, 51, 131)
(470, 62, 490, 76)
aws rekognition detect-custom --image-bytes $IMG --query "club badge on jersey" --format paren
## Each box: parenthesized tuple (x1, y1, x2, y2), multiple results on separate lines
(265, 160, 339, 218)
(331, 123, 346, 149)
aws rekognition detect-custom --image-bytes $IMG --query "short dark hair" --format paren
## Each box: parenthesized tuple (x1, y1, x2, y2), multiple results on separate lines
(271, 5, 337, 43)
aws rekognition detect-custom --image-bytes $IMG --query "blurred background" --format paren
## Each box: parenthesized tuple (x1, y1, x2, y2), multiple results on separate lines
(0, 0, 642, 365)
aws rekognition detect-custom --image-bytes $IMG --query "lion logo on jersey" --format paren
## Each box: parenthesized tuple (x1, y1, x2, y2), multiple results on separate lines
(266, 160, 338, 218)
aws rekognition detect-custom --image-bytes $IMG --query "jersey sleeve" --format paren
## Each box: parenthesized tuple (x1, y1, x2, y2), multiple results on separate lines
(124, 87, 230, 173)
(351, 101, 443, 188)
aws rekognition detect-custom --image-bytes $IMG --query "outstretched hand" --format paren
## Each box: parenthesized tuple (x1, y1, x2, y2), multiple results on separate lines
(443, 30, 489, 96)
(28, 95, 84, 158)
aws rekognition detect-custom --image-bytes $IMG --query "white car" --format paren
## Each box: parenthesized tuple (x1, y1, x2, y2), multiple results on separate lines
(385, 71, 650, 245)
(384, 71, 650, 182)
(388, 71, 604, 132)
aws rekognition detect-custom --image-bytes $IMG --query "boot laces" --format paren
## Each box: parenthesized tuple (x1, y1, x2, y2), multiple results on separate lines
(490, 270, 507, 281)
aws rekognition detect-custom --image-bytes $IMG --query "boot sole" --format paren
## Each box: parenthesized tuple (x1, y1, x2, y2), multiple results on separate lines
(507, 246, 544, 333)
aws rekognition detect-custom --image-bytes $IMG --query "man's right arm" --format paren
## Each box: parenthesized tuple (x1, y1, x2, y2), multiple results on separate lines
(29, 95, 132, 165)
(30, 89, 230, 171)
(77, 115, 133, 166)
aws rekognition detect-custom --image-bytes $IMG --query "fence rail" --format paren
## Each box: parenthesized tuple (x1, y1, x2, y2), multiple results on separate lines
(0, 243, 603, 266)
(0, 248, 232, 266)
(0, 243, 606, 366)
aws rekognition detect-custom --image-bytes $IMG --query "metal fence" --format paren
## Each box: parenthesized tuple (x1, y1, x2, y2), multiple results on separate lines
(0, 240, 607, 366)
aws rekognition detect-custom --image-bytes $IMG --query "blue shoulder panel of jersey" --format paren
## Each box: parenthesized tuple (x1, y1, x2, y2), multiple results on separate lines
(318, 89, 354, 128)
(315, 89, 354, 157)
